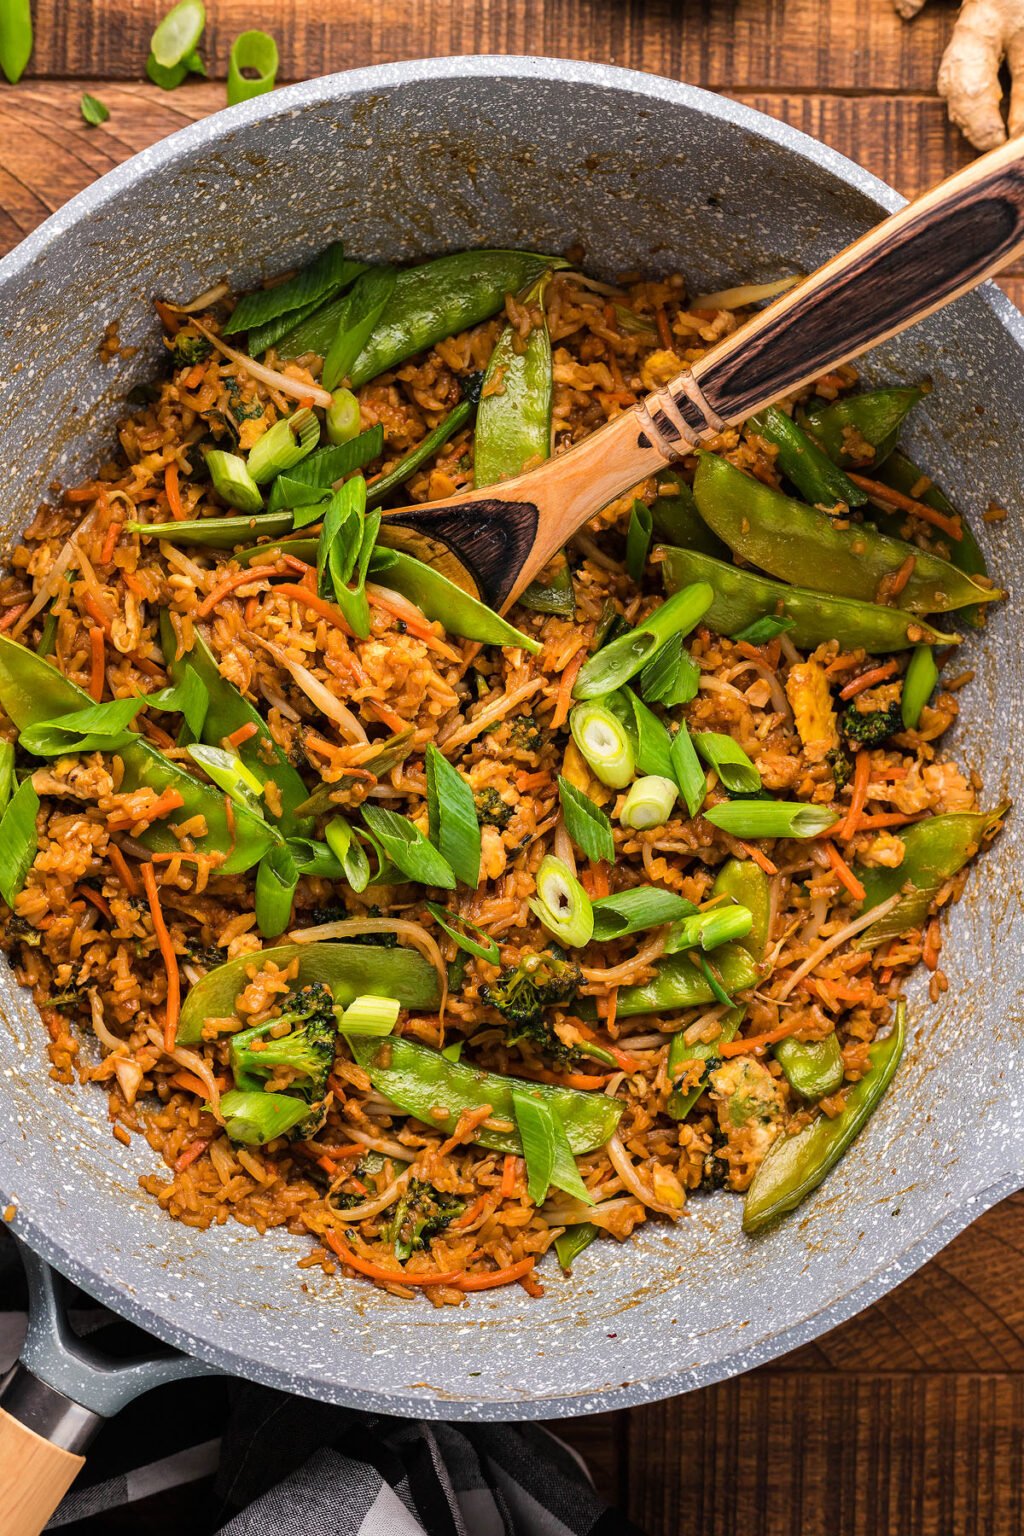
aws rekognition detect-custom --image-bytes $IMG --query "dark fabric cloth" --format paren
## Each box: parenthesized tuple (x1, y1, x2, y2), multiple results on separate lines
(0, 1229, 641, 1535)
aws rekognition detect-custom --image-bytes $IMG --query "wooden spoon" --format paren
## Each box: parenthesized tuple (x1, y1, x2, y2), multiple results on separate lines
(377, 134, 1024, 613)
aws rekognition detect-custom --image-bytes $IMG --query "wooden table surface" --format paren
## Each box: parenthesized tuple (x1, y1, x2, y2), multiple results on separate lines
(5, 4, 1023, 1533)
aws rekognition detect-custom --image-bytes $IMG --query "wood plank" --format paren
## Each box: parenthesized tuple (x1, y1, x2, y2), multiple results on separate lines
(24, 0, 955, 91)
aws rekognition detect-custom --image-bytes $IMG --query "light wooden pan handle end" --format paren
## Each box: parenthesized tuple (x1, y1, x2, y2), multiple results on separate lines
(0, 1405, 85, 1536)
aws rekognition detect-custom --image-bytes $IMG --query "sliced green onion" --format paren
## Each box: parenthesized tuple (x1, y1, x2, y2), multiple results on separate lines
(557, 777, 614, 864)
(620, 774, 678, 830)
(0, 740, 13, 817)
(665, 905, 754, 954)
(669, 722, 707, 818)
(220, 1089, 310, 1146)
(0, 0, 32, 83)
(322, 267, 397, 392)
(19, 668, 209, 757)
(205, 449, 262, 513)
(518, 560, 576, 617)
(36, 610, 59, 658)
(318, 476, 378, 639)
(693, 732, 762, 795)
(555, 1223, 599, 1272)
(227, 29, 278, 105)
(441, 1039, 464, 1063)
(80, 94, 109, 126)
(326, 388, 362, 446)
(639, 632, 700, 708)
(512, 1090, 556, 1205)
(425, 903, 500, 964)
(246, 409, 320, 485)
(622, 690, 673, 779)
(733, 614, 795, 645)
(361, 805, 456, 889)
(186, 744, 265, 815)
(626, 499, 653, 582)
(224, 243, 352, 336)
(0, 779, 39, 907)
(901, 645, 938, 731)
(268, 424, 384, 510)
(146, 52, 190, 90)
(591, 886, 696, 941)
(573, 582, 714, 699)
(324, 816, 372, 894)
(702, 800, 839, 839)
(286, 837, 344, 879)
(570, 702, 635, 789)
(364, 392, 476, 508)
(528, 855, 594, 948)
(425, 742, 481, 887)
(339, 994, 401, 1037)
(151, 0, 205, 68)
(698, 953, 735, 1008)
(254, 843, 298, 939)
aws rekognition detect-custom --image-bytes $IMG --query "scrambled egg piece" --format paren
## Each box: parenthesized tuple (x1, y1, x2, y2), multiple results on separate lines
(785, 659, 839, 763)
(708, 1057, 786, 1189)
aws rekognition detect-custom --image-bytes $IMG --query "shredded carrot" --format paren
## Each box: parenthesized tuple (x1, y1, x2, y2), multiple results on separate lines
(551, 648, 585, 730)
(824, 652, 863, 677)
(801, 976, 873, 1006)
(164, 462, 185, 521)
(886, 553, 917, 599)
(168, 1070, 208, 1097)
(855, 811, 924, 831)
(839, 660, 899, 701)
(366, 589, 461, 660)
(154, 299, 181, 334)
(604, 986, 619, 1037)
(174, 1138, 210, 1172)
(458, 1256, 537, 1292)
(0, 603, 27, 632)
(88, 626, 106, 701)
(273, 583, 355, 635)
(655, 305, 674, 350)
(141, 861, 180, 1053)
(605, 1042, 640, 1074)
(823, 841, 867, 902)
(515, 770, 550, 792)
(840, 749, 872, 840)
(107, 843, 138, 895)
(739, 841, 778, 876)
(516, 1066, 612, 1090)
(281, 553, 316, 577)
(226, 721, 259, 749)
(362, 698, 408, 733)
(590, 859, 611, 899)
(77, 886, 113, 922)
(922, 917, 941, 971)
(183, 362, 206, 390)
(196, 568, 271, 619)
(501, 1154, 518, 1199)
(719, 1020, 807, 1056)
(323, 1230, 464, 1288)
(847, 472, 963, 542)
(121, 570, 146, 598)
(100, 519, 123, 564)
(107, 787, 184, 832)
(317, 1155, 339, 1178)
(83, 594, 113, 634)
(454, 1193, 491, 1229)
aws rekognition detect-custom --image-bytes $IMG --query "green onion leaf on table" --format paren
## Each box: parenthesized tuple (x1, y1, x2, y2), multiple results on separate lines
(557, 777, 615, 865)
(80, 94, 110, 127)
(528, 855, 594, 948)
(0, 0, 32, 83)
(0, 779, 39, 907)
(591, 885, 696, 941)
(425, 743, 481, 888)
(425, 904, 500, 964)
(151, 0, 205, 68)
(693, 732, 762, 794)
(703, 800, 840, 839)
(338, 995, 401, 1037)
(360, 805, 457, 890)
(226, 29, 279, 106)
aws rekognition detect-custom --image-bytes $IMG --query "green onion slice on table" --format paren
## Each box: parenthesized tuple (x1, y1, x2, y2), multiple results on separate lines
(227, 29, 279, 106)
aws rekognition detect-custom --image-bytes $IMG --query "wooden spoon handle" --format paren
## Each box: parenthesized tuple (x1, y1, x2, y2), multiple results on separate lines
(647, 133, 1024, 443)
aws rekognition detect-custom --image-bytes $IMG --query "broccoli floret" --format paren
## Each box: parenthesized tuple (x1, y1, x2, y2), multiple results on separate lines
(388, 1178, 465, 1260)
(841, 702, 902, 748)
(170, 332, 212, 368)
(183, 938, 227, 969)
(827, 745, 853, 791)
(224, 375, 265, 422)
(461, 369, 485, 407)
(508, 715, 543, 751)
(474, 787, 514, 830)
(229, 981, 338, 1101)
(482, 949, 583, 1064)
(306, 903, 399, 944)
(4, 915, 41, 948)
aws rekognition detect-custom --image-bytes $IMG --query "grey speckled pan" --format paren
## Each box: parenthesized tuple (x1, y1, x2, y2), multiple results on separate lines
(0, 57, 1022, 1422)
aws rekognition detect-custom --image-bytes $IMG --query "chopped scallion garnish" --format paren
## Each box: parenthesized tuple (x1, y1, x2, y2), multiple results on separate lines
(693, 732, 762, 795)
(570, 701, 635, 789)
(557, 777, 614, 865)
(0, 779, 39, 907)
(425, 743, 481, 888)
(665, 905, 754, 954)
(591, 885, 696, 941)
(254, 843, 298, 938)
(573, 581, 714, 699)
(733, 614, 795, 645)
(0, 741, 13, 817)
(150, 0, 205, 69)
(669, 721, 707, 819)
(80, 94, 109, 127)
(528, 855, 594, 948)
(702, 800, 839, 839)
(186, 743, 265, 815)
(224, 243, 351, 335)
(339, 994, 401, 1037)
(619, 774, 678, 830)
(322, 267, 398, 392)
(425, 903, 500, 964)
(226, 28, 279, 106)
(326, 388, 362, 446)
(205, 449, 263, 513)
(324, 816, 372, 894)
(360, 805, 456, 889)
(246, 408, 320, 485)
(625, 499, 653, 582)
(639, 632, 700, 708)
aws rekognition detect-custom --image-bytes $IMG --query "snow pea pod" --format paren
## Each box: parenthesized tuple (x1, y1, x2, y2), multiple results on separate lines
(176, 941, 440, 1044)
(0, 634, 275, 876)
(128, 511, 294, 550)
(368, 548, 540, 652)
(649, 472, 728, 559)
(692, 453, 996, 615)
(854, 803, 1009, 948)
(743, 1000, 906, 1233)
(668, 859, 770, 1119)
(474, 274, 552, 486)
(347, 1034, 622, 1155)
(600, 942, 759, 1022)
(748, 405, 867, 508)
(159, 613, 311, 836)
(774, 1033, 844, 1100)
(875, 449, 990, 629)
(803, 387, 923, 468)
(657, 545, 959, 654)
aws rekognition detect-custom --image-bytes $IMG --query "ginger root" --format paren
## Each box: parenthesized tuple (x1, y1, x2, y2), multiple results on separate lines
(894, 0, 1024, 150)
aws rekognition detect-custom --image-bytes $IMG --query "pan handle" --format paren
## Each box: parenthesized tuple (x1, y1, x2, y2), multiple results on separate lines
(0, 1241, 219, 1536)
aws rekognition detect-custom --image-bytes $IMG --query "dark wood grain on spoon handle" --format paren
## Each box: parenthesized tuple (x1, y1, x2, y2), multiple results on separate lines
(687, 134, 1024, 428)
